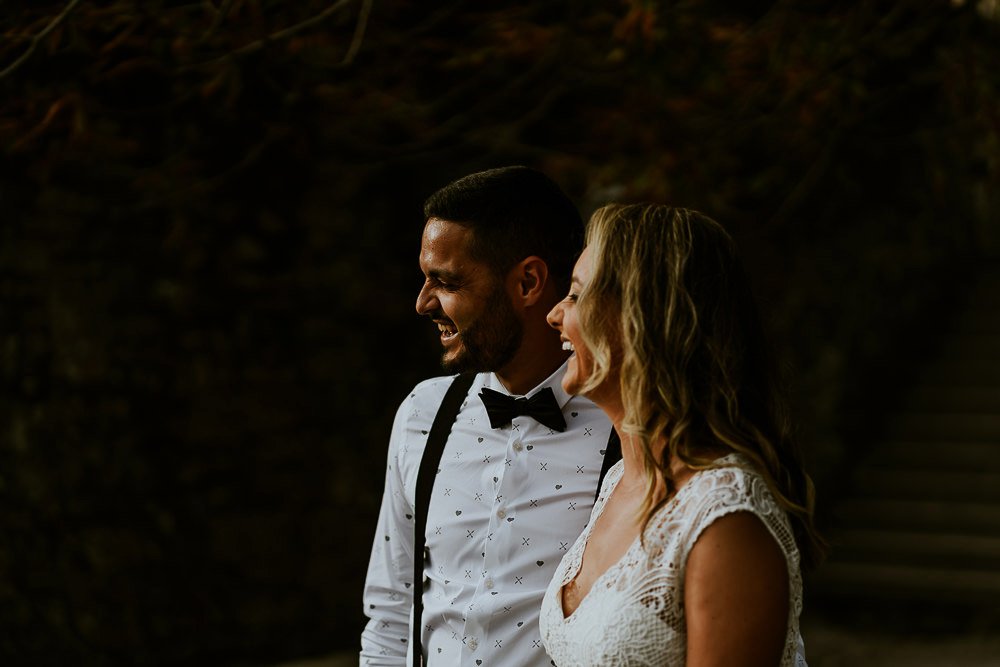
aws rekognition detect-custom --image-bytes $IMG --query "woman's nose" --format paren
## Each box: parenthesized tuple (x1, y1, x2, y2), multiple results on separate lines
(546, 302, 562, 330)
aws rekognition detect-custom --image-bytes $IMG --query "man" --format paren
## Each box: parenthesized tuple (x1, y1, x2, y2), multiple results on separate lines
(360, 166, 615, 666)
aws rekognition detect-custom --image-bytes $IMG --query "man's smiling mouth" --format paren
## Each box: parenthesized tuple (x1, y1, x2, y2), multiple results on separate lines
(437, 322, 458, 340)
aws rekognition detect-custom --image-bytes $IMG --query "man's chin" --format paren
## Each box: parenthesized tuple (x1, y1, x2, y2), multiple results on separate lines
(440, 348, 472, 374)
(441, 346, 493, 375)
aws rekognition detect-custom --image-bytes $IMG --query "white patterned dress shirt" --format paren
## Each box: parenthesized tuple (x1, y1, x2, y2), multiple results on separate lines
(360, 361, 614, 666)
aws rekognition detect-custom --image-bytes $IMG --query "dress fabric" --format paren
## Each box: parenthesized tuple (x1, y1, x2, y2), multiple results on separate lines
(539, 454, 808, 667)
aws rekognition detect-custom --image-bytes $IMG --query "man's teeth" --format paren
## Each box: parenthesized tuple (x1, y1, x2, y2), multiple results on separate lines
(562, 341, 575, 351)
(437, 323, 457, 336)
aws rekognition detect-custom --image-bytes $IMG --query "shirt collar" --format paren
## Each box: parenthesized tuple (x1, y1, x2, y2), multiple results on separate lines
(483, 359, 572, 410)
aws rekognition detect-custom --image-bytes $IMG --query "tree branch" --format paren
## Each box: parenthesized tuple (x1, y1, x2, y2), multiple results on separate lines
(201, 0, 237, 41)
(0, 0, 84, 80)
(341, 0, 373, 66)
(202, 0, 356, 66)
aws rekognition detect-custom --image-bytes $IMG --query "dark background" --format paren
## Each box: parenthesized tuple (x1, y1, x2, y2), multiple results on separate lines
(1, 0, 998, 665)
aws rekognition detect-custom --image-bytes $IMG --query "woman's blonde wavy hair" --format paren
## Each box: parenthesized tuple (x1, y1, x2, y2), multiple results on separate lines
(577, 203, 825, 569)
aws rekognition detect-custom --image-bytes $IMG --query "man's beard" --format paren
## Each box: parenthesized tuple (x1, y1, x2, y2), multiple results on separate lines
(442, 286, 523, 374)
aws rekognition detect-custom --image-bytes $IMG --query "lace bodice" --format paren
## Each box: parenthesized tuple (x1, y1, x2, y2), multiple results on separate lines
(539, 454, 807, 666)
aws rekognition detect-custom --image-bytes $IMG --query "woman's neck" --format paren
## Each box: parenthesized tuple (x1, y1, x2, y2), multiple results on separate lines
(594, 388, 707, 498)
(619, 429, 686, 490)
(603, 404, 691, 498)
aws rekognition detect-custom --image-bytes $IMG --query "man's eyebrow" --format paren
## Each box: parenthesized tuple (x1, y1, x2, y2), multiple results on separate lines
(428, 268, 461, 282)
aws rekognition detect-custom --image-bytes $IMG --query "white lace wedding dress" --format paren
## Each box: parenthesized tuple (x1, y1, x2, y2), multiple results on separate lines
(539, 454, 807, 666)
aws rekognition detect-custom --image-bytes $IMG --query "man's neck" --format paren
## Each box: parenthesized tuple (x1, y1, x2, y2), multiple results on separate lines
(494, 348, 569, 395)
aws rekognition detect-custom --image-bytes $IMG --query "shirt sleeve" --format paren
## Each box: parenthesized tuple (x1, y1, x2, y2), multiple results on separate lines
(360, 395, 416, 666)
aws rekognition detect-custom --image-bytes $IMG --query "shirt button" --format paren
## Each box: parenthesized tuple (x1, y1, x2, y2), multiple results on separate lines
(512, 441, 523, 452)
(469, 639, 479, 651)
(496, 509, 506, 519)
(485, 578, 494, 589)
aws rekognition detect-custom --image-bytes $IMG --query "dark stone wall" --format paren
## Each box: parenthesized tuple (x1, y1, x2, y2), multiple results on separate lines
(0, 163, 445, 664)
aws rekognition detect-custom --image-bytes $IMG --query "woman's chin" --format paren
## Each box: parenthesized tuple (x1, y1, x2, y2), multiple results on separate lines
(561, 375, 584, 397)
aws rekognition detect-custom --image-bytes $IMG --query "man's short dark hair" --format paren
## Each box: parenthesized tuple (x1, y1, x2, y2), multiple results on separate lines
(423, 166, 583, 293)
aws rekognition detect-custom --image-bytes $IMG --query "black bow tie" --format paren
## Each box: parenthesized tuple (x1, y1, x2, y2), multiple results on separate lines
(478, 386, 567, 432)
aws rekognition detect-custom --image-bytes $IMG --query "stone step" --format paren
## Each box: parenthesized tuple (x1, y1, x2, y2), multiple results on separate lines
(903, 385, 1000, 412)
(946, 309, 1000, 335)
(918, 359, 1000, 384)
(928, 333, 1000, 361)
(811, 264, 1000, 610)
(850, 468, 1000, 503)
(863, 440, 1000, 471)
(966, 277, 1000, 307)
(959, 295, 1000, 312)
(884, 412, 1000, 440)
(809, 562, 1000, 604)
(830, 529, 1000, 570)
(833, 498, 1000, 534)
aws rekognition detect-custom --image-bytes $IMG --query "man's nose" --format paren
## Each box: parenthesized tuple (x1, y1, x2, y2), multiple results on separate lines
(415, 283, 436, 315)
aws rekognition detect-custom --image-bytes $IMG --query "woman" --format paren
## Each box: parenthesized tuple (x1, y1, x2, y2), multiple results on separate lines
(539, 204, 824, 666)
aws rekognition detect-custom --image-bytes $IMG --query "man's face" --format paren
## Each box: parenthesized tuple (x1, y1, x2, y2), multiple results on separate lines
(416, 218, 523, 373)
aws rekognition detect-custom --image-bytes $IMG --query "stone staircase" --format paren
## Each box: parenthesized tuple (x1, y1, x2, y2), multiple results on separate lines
(811, 263, 1000, 609)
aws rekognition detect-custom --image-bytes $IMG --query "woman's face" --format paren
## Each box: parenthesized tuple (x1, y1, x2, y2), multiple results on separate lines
(546, 247, 596, 396)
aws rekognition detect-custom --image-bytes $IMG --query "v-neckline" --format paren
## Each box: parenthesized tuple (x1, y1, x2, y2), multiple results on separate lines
(558, 454, 741, 621)
(558, 462, 630, 620)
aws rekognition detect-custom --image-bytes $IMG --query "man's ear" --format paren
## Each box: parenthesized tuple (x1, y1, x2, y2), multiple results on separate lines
(509, 256, 550, 307)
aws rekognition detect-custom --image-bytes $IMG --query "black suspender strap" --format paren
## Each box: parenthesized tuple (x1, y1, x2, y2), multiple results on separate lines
(411, 372, 476, 667)
(597, 428, 622, 502)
